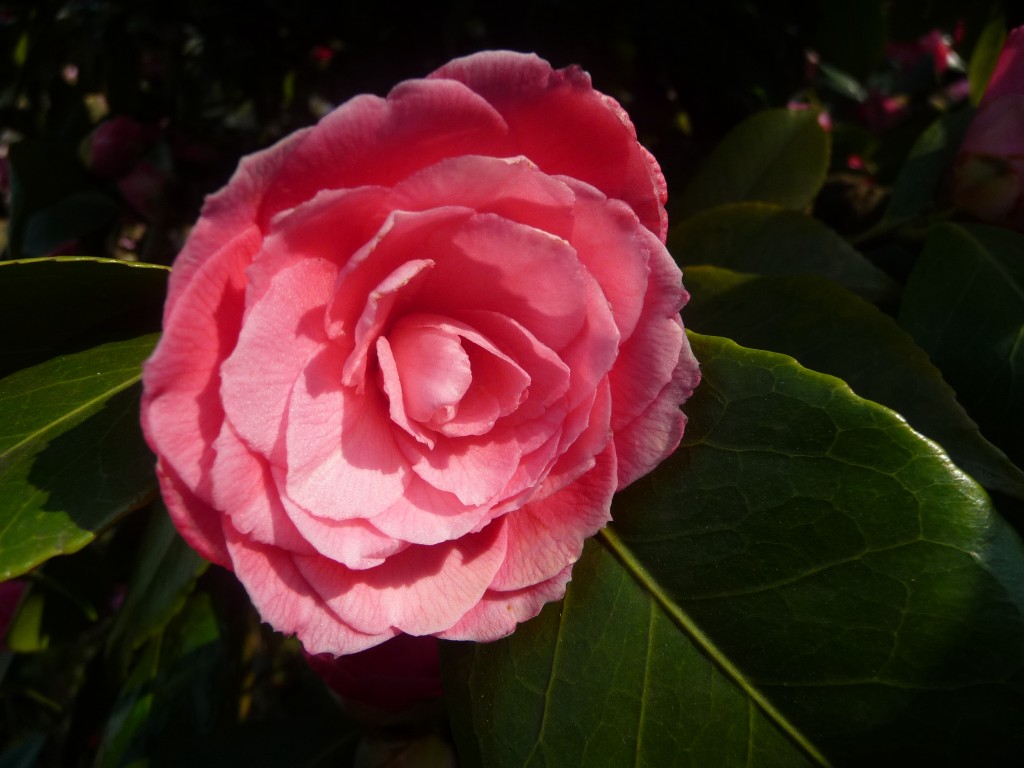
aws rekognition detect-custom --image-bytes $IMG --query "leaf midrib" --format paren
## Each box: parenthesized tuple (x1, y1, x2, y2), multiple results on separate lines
(597, 526, 832, 767)
(0, 370, 142, 469)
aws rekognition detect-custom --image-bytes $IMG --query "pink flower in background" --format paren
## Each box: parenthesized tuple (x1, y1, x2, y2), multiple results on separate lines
(141, 51, 700, 656)
(306, 634, 442, 711)
(953, 26, 1024, 230)
(886, 29, 954, 77)
(80, 116, 156, 180)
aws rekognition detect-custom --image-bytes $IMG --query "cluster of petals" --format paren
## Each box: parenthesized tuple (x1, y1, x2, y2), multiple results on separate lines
(141, 51, 700, 655)
(953, 26, 1024, 230)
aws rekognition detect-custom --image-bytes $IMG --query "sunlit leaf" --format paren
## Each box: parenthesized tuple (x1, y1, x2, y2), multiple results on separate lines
(444, 333, 1024, 767)
(684, 266, 1024, 499)
(0, 335, 159, 580)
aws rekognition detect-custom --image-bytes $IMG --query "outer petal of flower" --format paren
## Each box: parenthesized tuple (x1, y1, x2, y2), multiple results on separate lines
(225, 525, 396, 655)
(295, 520, 508, 636)
(209, 420, 314, 555)
(490, 442, 616, 592)
(437, 565, 574, 642)
(429, 51, 668, 240)
(254, 78, 512, 226)
(142, 225, 261, 493)
(614, 331, 701, 489)
(156, 462, 231, 568)
(608, 243, 698, 487)
(165, 128, 312, 318)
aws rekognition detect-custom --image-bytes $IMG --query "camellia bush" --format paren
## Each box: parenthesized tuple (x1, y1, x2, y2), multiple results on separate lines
(2, 2, 1023, 767)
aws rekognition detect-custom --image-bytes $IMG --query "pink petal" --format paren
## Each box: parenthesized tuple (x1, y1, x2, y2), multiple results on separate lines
(277, 493, 407, 569)
(163, 128, 312, 318)
(490, 442, 616, 592)
(142, 225, 260, 492)
(209, 420, 314, 555)
(225, 524, 396, 655)
(284, 351, 410, 520)
(401, 423, 522, 507)
(386, 317, 473, 424)
(614, 330, 700, 489)
(457, 310, 570, 425)
(246, 185, 392, 310)
(389, 154, 576, 238)
(607, 246, 698, 487)
(254, 78, 511, 226)
(220, 256, 339, 457)
(535, 377, 613, 502)
(155, 462, 231, 568)
(415, 212, 589, 351)
(437, 565, 573, 642)
(341, 259, 436, 391)
(387, 314, 531, 437)
(371, 476, 493, 545)
(294, 520, 508, 636)
(325, 207, 474, 352)
(561, 177, 652, 341)
(429, 51, 667, 240)
(377, 336, 437, 447)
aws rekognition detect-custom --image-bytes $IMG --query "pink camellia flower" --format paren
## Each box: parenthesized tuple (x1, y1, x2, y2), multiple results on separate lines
(140, 51, 700, 656)
(953, 26, 1024, 230)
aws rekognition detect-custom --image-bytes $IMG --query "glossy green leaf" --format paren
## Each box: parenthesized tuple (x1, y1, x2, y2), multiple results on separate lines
(0, 257, 168, 377)
(883, 109, 973, 224)
(97, 631, 162, 768)
(0, 334, 159, 580)
(444, 333, 1024, 767)
(683, 265, 1024, 499)
(670, 203, 897, 303)
(107, 506, 207, 660)
(968, 15, 1007, 106)
(899, 223, 1024, 468)
(677, 109, 830, 219)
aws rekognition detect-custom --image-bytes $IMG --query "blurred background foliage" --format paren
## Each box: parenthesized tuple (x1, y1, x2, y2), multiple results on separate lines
(2, 1, 1022, 766)
(2, 0, 1018, 265)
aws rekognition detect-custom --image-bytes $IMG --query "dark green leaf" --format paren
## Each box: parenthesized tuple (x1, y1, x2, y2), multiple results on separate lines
(0, 257, 168, 378)
(444, 334, 1024, 767)
(0, 335, 159, 580)
(683, 265, 1024, 499)
(677, 109, 830, 219)
(107, 506, 208, 660)
(899, 223, 1024, 467)
(670, 203, 897, 303)
(883, 109, 974, 224)
(96, 632, 162, 768)
(968, 15, 1007, 106)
